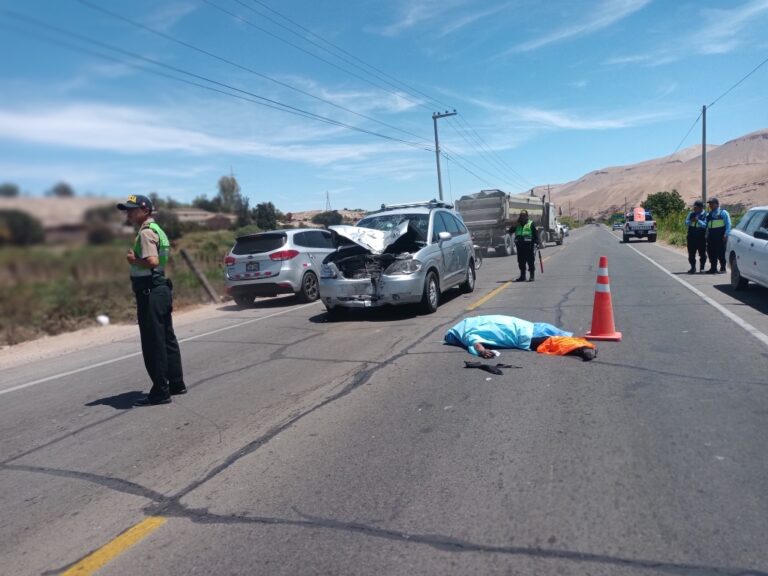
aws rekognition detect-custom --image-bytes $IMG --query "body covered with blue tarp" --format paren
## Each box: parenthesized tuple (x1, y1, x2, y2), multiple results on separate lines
(445, 315, 572, 356)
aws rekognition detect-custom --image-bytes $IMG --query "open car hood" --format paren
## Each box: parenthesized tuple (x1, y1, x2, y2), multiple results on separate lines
(329, 221, 410, 255)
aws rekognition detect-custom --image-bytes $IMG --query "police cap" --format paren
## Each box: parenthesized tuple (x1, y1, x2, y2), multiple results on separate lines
(693, 200, 704, 208)
(117, 194, 153, 212)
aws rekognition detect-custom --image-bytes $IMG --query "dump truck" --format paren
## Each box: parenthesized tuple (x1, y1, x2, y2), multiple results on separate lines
(454, 189, 564, 256)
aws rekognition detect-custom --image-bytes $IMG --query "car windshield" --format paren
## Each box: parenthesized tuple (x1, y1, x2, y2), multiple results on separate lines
(357, 213, 429, 241)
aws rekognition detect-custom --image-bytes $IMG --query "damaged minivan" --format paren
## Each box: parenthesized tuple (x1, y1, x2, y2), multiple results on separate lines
(319, 201, 476, 317)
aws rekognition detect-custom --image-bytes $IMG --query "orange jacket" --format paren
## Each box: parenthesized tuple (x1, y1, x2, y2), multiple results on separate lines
(535, 336, 595, 356)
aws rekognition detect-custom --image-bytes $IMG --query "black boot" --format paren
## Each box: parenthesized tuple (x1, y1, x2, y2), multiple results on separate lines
(528, 270, 535, 282)
(687, 267, 696, 274)
(515, 273, 526, 282)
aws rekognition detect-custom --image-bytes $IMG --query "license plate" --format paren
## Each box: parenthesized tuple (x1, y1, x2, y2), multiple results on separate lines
(246, 262, 259, 272)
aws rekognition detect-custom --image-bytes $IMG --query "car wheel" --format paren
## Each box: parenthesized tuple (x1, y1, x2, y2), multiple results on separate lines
(648, 236, 656, 243)
(419, 270, 440, 314)
(233, 294, 254, 307)
(622, 234, 629, 243)
(461, 261, 476, 293)
(504, 234, 514, 256)
(730, 256, 748, 290)
(297, 271, 319, 302)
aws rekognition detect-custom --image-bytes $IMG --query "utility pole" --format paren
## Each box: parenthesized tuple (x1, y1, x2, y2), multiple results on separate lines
(701, 104, 707, 204)
(433, 110, 457, 201)
(325, 190, 331, 212)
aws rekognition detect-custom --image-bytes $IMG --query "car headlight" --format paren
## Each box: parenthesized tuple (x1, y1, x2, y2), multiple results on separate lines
(320, 264, 337, 279)
(384, 258, 422, 275)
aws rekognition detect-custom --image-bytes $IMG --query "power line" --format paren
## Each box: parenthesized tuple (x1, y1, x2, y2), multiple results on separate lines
(708, 53, 768, 109)
(245, 0, 454, 112)
(77, 0, 434, 146)
(0, 9, 433, 152)
(201, 0, 434, 113)
(673, 110, 703, 154)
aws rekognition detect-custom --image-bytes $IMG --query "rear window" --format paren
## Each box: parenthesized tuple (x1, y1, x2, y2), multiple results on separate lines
(233, 233, 286, 255)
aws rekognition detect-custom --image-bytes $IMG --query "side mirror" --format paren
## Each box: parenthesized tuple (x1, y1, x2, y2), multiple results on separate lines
(438, 231, 452, 242)
(754, 229, 768, 240)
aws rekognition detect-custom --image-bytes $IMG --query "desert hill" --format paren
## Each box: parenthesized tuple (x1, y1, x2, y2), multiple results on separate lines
(538, 128, 768, 217)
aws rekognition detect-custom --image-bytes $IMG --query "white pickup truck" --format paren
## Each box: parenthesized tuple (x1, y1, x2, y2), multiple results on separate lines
(623, 209, 657, 243)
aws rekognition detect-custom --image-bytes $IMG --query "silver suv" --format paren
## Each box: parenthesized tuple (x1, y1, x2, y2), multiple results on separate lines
(224, 228, 335, 306)
(319, 201, 475, 317)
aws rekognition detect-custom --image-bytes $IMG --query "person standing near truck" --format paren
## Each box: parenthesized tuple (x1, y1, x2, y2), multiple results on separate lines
(117, 194, 186, 406)
(705, 198, 731, 274)
(509, 209, 538, 282)
(685, 200, 707, 273)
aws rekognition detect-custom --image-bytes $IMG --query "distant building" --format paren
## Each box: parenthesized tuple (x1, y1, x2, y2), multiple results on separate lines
(171, 208, 237, 230)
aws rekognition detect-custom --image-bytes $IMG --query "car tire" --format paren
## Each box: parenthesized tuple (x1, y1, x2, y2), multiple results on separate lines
(297, 271, 319, 303)
(730, 256, 748, 290)
(460, 261, 476, 293)
(233, 294, 254, 307)
(622, 234, 629, 243)
(648, 236, 656, 243)
(419, 270, 440, 314)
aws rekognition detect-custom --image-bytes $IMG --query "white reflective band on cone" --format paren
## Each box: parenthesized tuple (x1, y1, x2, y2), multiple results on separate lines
(595, 284, 611, 293)
(598, 267, 609, 276)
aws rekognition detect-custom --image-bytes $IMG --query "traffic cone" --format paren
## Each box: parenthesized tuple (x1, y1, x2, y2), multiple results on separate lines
(585, 256, 622, 341)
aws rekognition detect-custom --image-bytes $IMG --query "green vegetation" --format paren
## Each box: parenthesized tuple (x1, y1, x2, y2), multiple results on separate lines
(0, 232, 240, 346)
(0, 210, 45, 246)
(312, 210, 343, 227)
(642, 190, 686, 218)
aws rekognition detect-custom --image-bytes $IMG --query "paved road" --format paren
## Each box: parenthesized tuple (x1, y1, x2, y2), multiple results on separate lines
(1, 225, 766, 576)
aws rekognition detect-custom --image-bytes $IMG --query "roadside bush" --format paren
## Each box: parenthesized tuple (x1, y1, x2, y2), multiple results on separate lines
(0, 210, 45, 246)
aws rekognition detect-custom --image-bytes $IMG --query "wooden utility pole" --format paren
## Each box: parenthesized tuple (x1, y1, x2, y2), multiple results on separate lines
(702, 104, 707, 204)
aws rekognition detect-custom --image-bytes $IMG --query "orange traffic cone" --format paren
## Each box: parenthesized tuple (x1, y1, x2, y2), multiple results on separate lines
(585, 256, 622, 341)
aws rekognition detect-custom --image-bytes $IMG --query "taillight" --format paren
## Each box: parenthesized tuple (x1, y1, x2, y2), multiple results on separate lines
(224, 255, 236, 266)
(270, 250, 300, 261)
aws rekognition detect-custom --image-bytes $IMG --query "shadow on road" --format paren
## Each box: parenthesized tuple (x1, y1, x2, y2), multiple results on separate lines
(714, 283, 768, 315)
(309, 290, 465, 324)
(217, 294, 302, 312)
(85, 391, 144, 410)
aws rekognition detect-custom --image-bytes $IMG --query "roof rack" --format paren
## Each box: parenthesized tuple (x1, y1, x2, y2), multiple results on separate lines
(376, 199, 454, 211)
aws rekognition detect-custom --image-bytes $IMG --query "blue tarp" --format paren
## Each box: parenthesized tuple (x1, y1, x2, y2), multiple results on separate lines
(445, 315, 572, 356)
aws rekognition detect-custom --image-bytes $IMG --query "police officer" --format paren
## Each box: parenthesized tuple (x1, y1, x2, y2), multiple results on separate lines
(117, 194, 186, 406)
(704, 197, 731, 274)
(685, 200, 707, 273)
(510, 209, 538, 282)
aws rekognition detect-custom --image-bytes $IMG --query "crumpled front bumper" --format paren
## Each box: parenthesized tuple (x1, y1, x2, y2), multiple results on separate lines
(319, 273, 424, 308)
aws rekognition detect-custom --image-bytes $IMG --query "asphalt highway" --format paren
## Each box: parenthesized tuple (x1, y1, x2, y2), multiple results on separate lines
(1, 224, 766, 576)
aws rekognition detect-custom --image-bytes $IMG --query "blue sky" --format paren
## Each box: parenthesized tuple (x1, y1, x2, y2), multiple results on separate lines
(1, 0, 767, 212)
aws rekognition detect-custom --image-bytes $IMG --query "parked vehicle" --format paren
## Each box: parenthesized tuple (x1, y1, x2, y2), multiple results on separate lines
(454, 189, 564, 257)
(612, 222, 623, 230)
(623, 208, 656, 242)
(224, 228, 335, 306)
(319, 200, 475, 317)
(726, 205, 768, 290)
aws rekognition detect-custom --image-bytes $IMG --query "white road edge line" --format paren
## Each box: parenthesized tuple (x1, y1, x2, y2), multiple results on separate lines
(0, 302, 320, 397)
(626, 242, 768, 349)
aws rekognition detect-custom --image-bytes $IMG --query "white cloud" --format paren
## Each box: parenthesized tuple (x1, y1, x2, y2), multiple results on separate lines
(143, 2, 198, 32)
(0, 103, 412, 166)
(694, 0, 768, 54)
(502, 0, 651, 55)
(373, 0, 496, 37)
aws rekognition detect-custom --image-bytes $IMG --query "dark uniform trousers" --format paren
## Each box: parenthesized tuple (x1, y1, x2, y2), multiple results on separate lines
(706, 230, 726, 271)
(516, 240, 536, 276)
(687, 229, 707, 270)
(134, 281, 184, 400)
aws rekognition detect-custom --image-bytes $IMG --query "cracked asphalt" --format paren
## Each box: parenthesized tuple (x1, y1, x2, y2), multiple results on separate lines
(1, 225, 767, 576)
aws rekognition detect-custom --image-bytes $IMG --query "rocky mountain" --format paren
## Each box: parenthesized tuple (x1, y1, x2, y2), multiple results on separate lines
(539, 128, 768, 217)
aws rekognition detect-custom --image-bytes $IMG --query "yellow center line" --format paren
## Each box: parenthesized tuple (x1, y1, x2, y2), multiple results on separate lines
(62, 516, 167, 576)
(466, 253, 556, 311)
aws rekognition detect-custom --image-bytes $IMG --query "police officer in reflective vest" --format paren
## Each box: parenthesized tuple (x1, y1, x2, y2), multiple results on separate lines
(117, 194, 186, 405)
(705, 197, 731, 274)
(685, 199, 707, 273)
(511, 209, 538, 282)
